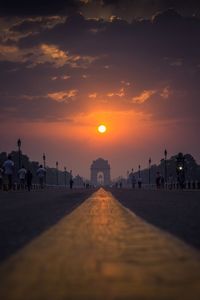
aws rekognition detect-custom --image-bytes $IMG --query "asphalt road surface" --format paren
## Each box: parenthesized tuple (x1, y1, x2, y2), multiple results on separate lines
(0, 188, 95, 262)
(110, 188, 200, 249)
(0, 188, 200, 300)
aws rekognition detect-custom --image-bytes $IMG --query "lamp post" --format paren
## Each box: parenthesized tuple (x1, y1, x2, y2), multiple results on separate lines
(164, 149, 167, 184)
(149, 158, 151, 185)
(64, 167, 67, 187)
(70, 170, 73, 189)
(43, 153, 46, 184)
(176, 153, 185, 189)
(17, 138, 21, 170)
(56, 161, 58, 185)
(43, 153, 46, 168)
(138, 165, 141, 178)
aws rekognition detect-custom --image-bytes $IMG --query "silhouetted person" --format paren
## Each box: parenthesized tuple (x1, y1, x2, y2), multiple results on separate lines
(26, 170, 33, 191)
(119, 181, 122, 188)
(131, 174, 136, 189)
(168, 174, 173, 190)
(18, 165, 27, 190)
(0, 165, 3, 190)
(69, 170, 73, 189)
(3, 155, 14, 190)
(36, 165, 46, 188)
(138, 177, 142, 189)
(156, 172, 161, 189)
(161, 175, 165, 188)
(69, 178, 73, 189)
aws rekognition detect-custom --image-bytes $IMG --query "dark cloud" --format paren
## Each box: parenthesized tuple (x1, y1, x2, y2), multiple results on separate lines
(81, 0, 200, 21)
(102, 0, 200, 16)
(0, 0, 79, 17)
(0, 7, 200, 125)
(0, 0, 199, 19)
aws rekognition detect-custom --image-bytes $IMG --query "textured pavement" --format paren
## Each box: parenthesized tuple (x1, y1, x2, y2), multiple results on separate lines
(0, 188, 94, 261)
(0, 188, 200, 300)
(110, 188, 200, 249)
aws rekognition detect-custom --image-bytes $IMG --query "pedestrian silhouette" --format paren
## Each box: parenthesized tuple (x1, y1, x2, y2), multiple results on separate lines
(26, 170, 33, 191)
(36, 165, 46, 189)
(0, 165, 3, 190)
(168, 174, 173, 190)
(69, 170, 73, 189)
(3, 155, 14, 190)
(130, 172, 136, 189)
(138, 177, 142, 189)
(156, 172, 161, 189)
(161, 175, 165, 188)
(18, 165, 27, 190)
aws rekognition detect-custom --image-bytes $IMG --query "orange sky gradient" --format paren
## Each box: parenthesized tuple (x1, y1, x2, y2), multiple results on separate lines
(1, 108, 199, 179)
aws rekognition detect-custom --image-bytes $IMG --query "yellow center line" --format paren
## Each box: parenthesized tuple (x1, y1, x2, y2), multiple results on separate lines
(0, 188, 200, 300)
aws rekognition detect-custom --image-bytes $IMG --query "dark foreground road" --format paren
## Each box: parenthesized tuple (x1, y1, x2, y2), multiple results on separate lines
(110, 188, 200, 250)
(0, 188, 95, 262)
(0, 188, 200, 300)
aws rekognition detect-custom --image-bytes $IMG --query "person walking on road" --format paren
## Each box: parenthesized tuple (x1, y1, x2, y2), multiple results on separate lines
(0, 165, 4, 190)
(69, 170, 74, 189)
(156, 172, 161, 189)
(26, 170, 33, 191)
(131, 173, 136, 189)
(3, 155, 14, 190)
(138, 177, 142, 189)
(18, 165, 27, 190)
(36, 165, 46, 189)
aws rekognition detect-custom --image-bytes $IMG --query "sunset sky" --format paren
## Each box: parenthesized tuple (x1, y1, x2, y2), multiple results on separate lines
(0, 0, 200, 178)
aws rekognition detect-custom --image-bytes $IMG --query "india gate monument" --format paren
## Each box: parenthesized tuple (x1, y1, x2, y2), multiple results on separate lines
(90, 158, 111, 186)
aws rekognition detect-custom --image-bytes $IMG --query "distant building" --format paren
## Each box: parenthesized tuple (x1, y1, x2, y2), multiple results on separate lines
(90, 158, 111, 186)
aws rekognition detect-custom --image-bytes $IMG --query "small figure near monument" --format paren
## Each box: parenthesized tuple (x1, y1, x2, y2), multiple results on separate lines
(3, 155, 14, 190)
(69, 170, 74, 189)
(130, 169, 136, 189)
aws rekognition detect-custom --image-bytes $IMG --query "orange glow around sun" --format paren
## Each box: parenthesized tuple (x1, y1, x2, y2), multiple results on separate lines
(98, 124, 107, 133)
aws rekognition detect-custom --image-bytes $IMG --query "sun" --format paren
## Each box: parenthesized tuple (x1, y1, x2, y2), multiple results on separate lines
(98, 124, 107, 133)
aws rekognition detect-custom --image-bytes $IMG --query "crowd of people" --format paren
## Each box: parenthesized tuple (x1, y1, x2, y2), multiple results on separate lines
(0, 155, 46, 191)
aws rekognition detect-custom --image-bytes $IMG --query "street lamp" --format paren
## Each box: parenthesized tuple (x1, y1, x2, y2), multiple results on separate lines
(70, 170, 73, 189)
(64, 166, 67, 187)
(43, 153, 46, 168)
(17, 138, 22, 169)
(164, 149, 167, 184)
(43, 153, 46, 184)
(176, 153, 185, 189)
(149, 158, 151, 185)
(56, 161, 59, 185)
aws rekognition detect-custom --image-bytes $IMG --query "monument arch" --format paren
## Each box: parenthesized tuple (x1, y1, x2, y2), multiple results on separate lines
(90, 158, 111, 186)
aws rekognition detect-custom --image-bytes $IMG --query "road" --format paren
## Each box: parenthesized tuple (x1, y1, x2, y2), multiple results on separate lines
(0, 188, 200, 300)
(0, 188, 95, 261)
(111, 188, 200, 249)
